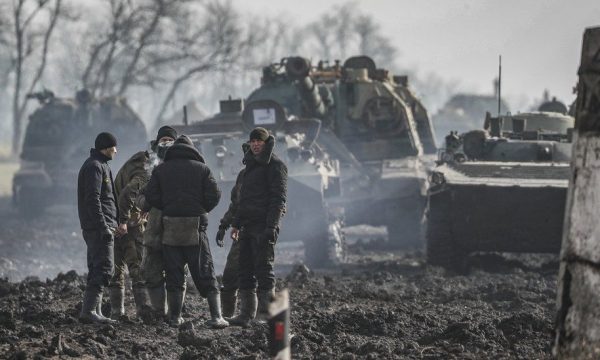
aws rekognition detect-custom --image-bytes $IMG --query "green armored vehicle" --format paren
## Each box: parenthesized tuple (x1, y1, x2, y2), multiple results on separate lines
(173, 99, 344, 266)
(427, 110, 574, 272)
(243, 56, 437, 246)
(13, 90, 147, 217)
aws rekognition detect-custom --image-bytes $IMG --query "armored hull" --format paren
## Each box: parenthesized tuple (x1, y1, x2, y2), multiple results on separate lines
(426, 111, 573, 271)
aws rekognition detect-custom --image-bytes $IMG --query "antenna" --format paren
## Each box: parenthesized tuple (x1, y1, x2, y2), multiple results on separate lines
(497, 55, 502, 116)
(183, 105, 188, 126)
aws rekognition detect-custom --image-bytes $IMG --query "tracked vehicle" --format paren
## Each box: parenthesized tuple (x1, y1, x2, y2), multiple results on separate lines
(244, 56, 437, 246)
(13, 90, 147, 217)
(173, 99, 344, 266)
(427, 111, 574, 272)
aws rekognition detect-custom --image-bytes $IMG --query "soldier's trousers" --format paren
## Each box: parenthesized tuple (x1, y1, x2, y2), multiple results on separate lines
(109, 225, 145, 290)
(238, 224, 276, 292)
(141, 245, 166, 289)
(163, 232, 219, 297)
(82, 230, 114, 291)
(221, 239, 241, 292)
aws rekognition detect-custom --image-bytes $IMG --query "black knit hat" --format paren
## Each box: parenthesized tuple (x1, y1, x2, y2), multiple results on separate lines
(249, 127, 269, 141)
(95, 132, 117, 150)
(174, 135, 194, 146)
(156, 126, 178, 143)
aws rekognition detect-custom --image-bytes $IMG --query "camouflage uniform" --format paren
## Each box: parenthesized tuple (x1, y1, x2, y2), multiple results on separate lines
(109, 151, 151, 318)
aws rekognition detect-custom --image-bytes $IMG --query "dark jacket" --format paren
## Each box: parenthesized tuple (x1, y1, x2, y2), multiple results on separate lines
(114, 151, 150, 226)
(144, 142, 221, 224)
(232, 135, 287, 229)
(77, 148, 119, 232)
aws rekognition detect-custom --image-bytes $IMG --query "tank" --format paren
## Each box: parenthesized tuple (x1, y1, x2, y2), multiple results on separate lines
(243, 56, 437, 246)
(426, 111, 574, 272)
(172, 99, 345, 267)
(12, 89, 147, 217)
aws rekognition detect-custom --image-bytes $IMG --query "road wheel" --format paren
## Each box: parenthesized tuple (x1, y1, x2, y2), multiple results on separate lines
(303, 217, 346, 268)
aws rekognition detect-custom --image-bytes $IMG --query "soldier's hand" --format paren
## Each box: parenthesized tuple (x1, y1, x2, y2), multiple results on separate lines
(230, 227, 240, 242)
(117, 223, 128, 236)
(262, 227, 278, 245)
(216, 226, 227, 247)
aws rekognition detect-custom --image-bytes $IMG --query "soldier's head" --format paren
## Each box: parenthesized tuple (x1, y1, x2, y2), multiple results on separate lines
(95, 132, 117, 160)
(249, 127, 269, 155)
(153, 126, 177, 159)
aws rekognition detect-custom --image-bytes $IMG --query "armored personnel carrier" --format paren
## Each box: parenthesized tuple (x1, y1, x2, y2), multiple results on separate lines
(426, 111, 574, 272)
(13, 90, 147, 217)
(243, 56, 437, 246)
(172, 98, 345, 266)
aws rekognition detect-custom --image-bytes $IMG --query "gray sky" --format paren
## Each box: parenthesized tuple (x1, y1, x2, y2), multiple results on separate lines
(233, 0, 600, 110)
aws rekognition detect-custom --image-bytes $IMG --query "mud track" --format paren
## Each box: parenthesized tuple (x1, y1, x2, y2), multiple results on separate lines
(0, 197, 558, 359)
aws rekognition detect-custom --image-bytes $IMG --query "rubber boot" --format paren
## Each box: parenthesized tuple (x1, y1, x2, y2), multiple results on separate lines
(255, 289, 275, 322)
(109, 287, 125, 319)
(147, 285, 168, 316)
(206, 291, 229, 329)
(227, 289, 257, 328)
(167, 290, 185, 327)
(132, 287, 148, 317)
(79, 288, 116, 324)
(96, 291, 113, 322)
(220, 288, 237, 318)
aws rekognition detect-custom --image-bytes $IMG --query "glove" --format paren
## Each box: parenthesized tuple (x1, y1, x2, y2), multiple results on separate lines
(216, 225, 227, 247)
(261, 227, 278, 245)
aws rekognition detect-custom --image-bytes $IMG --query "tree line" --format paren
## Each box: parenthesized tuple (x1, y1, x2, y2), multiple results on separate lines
(0, 0, 455, 156)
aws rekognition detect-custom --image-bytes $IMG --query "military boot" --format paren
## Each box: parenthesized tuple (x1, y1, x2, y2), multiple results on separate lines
(167, 290, 185, 327)
(206, 291, 229, 329)
(109, 287, 125, 319)
(255, 289, 275, 322)
(132, 287, 148, 317)
(147, 285, 168, 316)
(227, 289, 257, 328)
(79, 288, 116, 324)
(220, 288, 238, 318)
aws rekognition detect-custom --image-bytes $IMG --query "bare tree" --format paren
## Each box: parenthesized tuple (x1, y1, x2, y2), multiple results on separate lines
(5, 0, 68, 156)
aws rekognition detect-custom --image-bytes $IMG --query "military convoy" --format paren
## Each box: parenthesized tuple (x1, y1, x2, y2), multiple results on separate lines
(171, 55, 438, 264)
(13, 90, 147, 217)
(426, 109, 574, 272)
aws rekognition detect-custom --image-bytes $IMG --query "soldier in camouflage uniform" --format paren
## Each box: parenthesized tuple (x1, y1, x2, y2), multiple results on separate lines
(108, 150, 151, 319)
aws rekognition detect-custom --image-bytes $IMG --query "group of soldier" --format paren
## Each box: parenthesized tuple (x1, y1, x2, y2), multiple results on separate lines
(76, 125, 288, 329)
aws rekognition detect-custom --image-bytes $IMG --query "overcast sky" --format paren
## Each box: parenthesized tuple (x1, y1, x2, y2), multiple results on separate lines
(233, 0, 600, 110)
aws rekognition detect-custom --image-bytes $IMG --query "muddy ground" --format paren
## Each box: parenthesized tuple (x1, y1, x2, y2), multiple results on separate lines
(0, 197, 559, 359)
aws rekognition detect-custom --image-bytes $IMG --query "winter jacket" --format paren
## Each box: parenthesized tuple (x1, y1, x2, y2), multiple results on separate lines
(232, 135, 287, 229)
(77, 148, 118, 232)
(114, 151, 150, 226)
(144, 142, 221, 225)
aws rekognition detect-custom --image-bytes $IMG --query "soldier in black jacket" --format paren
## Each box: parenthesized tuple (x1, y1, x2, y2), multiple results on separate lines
(144, 135, 228, 328)
(228, 127, 287, 327)
(77, 132, 123, 324)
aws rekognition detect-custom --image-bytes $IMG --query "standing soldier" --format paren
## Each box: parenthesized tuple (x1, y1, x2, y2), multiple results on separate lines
(77, 132, 123, 324)
(229, 128, 287, 327)
(108, 149, 151, 320)
(144, 135, 228, 328)
(215, 143, 249, 318)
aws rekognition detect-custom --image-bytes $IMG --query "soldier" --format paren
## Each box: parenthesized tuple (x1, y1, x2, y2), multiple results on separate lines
(138, 126, 177, 316)
(215, 143, 249, 318)
(144, 135, 228, 328)
(77, 132, 123, 324)
(108, 149, 151, 320)
(228, 128, 288, 327)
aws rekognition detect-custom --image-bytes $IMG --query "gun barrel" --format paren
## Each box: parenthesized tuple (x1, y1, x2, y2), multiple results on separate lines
(285, 57, 327, 117)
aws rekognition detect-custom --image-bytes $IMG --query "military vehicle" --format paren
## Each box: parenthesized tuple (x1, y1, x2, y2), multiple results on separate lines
(426, 111, 574, 272)
(172, 98, 345, 266)
(242, 56, 437, 246)
(13, 89, 147, 217)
